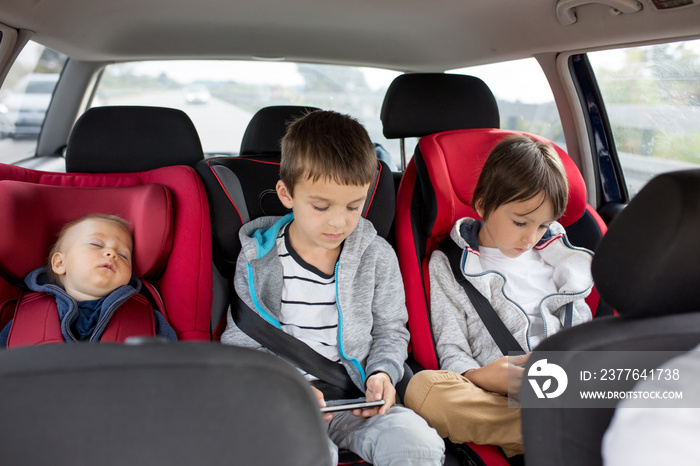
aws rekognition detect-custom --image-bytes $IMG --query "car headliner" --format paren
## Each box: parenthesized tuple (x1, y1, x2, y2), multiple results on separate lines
(1, 0, 700, 71)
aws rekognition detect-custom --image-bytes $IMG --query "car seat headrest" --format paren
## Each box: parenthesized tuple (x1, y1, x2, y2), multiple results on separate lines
(592, 169, 700, 318)
(239, 105, 321, 157)
(418, 129, 587, 237)
(0, 181, 173, 282)
(66, 106, 204, 172)
(381, 73, 499, 139)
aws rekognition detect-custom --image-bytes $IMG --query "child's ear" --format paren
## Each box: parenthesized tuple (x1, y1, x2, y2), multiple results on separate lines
(51, 252, 67, 275)
(474, 200, 485, 220)
(276, 180, 294, 209)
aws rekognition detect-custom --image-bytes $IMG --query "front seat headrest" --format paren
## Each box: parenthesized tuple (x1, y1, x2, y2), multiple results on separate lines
(380, 73, 499, 139)
(66, 106, 204, 172)
(592, 169, 700, 318)
(239, 105, 320, 157)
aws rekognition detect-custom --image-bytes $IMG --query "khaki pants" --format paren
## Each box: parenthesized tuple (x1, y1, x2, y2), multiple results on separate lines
(404, 370, 523, 457)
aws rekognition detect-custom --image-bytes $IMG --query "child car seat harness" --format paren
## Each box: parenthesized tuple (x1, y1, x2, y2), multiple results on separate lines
(6, 291, 156, 347)
(439, 239, 574, 356)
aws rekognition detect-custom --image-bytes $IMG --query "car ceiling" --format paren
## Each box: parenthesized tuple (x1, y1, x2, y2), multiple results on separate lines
(1, 0, 700, 71)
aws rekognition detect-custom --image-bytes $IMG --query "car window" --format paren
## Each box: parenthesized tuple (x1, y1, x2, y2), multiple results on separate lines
(0, 41, 66, 164)
(589, 39, 700, 197)
(25, 80, 59, 94)
(449, 58, 564, 147)
(92, 61, 402, 169)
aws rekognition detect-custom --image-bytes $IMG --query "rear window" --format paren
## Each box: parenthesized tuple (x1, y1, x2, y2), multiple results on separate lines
(449, 58, 564, 147)
(92, 61, 402, 169)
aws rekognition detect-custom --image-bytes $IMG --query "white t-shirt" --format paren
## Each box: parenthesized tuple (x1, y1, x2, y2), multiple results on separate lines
(277, 224, 341, 381)
(479, 247, 557, 348)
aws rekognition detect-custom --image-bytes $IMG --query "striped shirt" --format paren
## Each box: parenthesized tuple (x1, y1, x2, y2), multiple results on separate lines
(277, 224, 340, 381)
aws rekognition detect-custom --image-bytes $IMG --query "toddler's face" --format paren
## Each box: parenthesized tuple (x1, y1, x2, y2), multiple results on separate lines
(477, 193, 556, 258)
(51, 218, 133, 301)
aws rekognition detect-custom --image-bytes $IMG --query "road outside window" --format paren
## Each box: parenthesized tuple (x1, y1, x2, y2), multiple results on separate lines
(92, 61, 402, 169)
(589, 39, 700, 196)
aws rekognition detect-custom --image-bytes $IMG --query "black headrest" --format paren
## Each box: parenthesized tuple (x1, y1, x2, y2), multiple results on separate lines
(239, 105, 320, 157)
(592, 169, 700, 318)
(66, 106, 204, 172)
(380, 73, 499, 139)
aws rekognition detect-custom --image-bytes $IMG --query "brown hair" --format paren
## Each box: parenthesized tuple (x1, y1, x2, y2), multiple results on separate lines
(472, 134, 569, 220)
(46, 213, 132, 286)
(280, 110, 376, 196)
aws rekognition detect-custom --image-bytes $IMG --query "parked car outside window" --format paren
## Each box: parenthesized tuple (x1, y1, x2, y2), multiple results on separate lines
(0, 41, 66, 164)
(4, 73, 59, 139)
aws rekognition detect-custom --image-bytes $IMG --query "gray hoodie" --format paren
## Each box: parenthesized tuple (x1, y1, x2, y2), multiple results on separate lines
(430, 217, 593, 375)
(221, 214, 409, 390)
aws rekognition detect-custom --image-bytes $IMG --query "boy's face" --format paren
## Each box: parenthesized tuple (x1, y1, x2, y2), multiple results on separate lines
(477, 193, 556, 258)
(276, 177, 370, 256)
(51, 218, 133, 301)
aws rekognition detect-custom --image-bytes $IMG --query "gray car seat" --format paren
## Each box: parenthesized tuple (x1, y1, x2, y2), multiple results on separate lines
(0, 342, 331, 466)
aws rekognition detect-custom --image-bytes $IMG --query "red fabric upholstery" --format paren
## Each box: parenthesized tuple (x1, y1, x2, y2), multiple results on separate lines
(419, 129, 587, 232)
(0, 163, 213, 341)
(0, 181, 173, 281)
(395, 159, 438, 370)
(7, 292, 155, 348)
(396, 129, 607, 370)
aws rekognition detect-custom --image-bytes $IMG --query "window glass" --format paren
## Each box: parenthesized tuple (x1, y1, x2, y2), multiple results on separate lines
(0, 41, 66, 164)
(93, 61, 402, 169)
(449, 58, 564, 147)
(589, 39, 700, 196)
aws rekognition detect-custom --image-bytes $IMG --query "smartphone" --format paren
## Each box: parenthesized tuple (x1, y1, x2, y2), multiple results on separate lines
(320, 399, 385, 413)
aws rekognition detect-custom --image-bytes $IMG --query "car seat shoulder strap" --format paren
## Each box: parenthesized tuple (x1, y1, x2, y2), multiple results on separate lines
(100, 293, 156, 342)
(140, 279, 166, 315)
(7, 291, 64, 347)
(7, 292, 155, 348)
(439, 239, 526, 356)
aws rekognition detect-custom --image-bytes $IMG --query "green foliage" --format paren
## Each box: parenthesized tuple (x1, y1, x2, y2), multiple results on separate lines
(595, 42, 700, 164)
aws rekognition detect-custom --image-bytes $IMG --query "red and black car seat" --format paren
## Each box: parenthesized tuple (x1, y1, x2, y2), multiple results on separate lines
(196, 105, 396, 337)
(381, 73, 609, 464)
(0, 106, 213, 342)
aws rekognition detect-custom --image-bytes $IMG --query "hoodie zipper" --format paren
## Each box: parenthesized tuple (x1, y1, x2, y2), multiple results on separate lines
(46, 285, 80, 342)
(89, 294, 132, 342)
(334, 261, 366, 383)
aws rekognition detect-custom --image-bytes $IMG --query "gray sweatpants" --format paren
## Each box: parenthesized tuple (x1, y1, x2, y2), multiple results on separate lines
(325, 402, 445, 465)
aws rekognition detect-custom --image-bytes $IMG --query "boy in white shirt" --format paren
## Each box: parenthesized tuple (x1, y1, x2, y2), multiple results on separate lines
(404, 134, 594, 457)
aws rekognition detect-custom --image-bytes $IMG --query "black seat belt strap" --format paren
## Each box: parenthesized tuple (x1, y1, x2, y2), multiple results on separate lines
(440, 240, 526, 356)
(564, 302, 574, 328)
(231, 293, 359, 394)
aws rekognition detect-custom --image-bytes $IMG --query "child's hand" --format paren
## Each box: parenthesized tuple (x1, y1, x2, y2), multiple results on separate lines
(463, 353, 530, 395)
(507, 353, 530, 396)
(311, 386, 333, 422)
(352, 371, 395, 418)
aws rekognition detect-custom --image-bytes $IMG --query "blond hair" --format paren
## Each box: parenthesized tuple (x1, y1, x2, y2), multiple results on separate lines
(46, 214, 132, 286)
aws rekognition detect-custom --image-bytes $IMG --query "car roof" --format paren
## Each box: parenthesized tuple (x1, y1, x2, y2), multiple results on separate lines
(1, 0, 699, 71)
